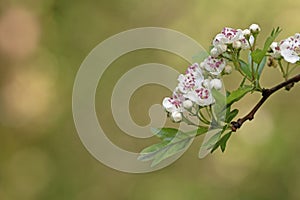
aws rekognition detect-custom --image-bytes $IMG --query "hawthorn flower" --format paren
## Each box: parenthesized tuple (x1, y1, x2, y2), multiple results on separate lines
(270, 42, 281, 59)
(162, 90, 185, 113)
(279, 33, 300, 63)
(185, 63, 203, 79)
(213, 27, 244, 46)
(178, 63, 204, 93)
(200, 56, 226, 76)
(184, 86, 214, 107)
(211, 27, 253, 56)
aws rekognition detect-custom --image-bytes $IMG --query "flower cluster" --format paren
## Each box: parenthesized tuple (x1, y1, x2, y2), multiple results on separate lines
(210, 26, 255, 57)
(270, 33, 300, 63)
(162, 61, 223, 122)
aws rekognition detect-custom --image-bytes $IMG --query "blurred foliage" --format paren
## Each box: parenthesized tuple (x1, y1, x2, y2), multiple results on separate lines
(0, 0, 300, 200)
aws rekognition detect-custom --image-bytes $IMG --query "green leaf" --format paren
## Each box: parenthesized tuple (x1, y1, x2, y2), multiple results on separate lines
(239, 59, 252, 79)
(138, 141, 170, 161)
(199, 129, 222, 152)
(256, 56, 267, 79)
(248, 52, 267, 80)
(211, 89, 226, 121)
(220, 132, 232, 152)
(251, 48, 264, 64)
(151, 128, 180, 142)
(226, 85, 253, 106)
(139, 128, 203, 167)
(211, 131, 232, 153)
(251, 27, 281, 64)
(225, 109, 239, 123)
(187, 126, 209, 136)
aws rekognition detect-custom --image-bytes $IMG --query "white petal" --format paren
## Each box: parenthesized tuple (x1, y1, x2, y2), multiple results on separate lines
(281, 49, 300, 63)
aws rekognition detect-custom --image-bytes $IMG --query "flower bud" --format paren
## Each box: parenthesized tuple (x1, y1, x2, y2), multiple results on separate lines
(224, 65, 232, 74)
(217, 44, 227, 53)
(232, 41, 242, 49)
(171, 111, 182, 122)
(202, 79, 211, 88)
(183, 100, 193, 109)
(210, 47, 219, 57)
(210, 79, 222, 90)
(242, 29, 251, 37)
(249, 24, 261, 33)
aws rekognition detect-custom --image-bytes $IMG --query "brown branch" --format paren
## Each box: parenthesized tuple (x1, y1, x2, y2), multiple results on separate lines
(231, 73, 300, 132)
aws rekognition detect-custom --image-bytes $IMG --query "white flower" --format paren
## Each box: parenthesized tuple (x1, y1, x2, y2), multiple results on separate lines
(210, 79, 223, 90)
(278, 33, 300, 63)
(249, 24, 261, 33)
(213, 27, 244, 46)
(177, 73, 200, 94)
(185, 63, 203, 79)
(178, 63, 204, 93)
(162, 91, 185, 113)
(183, 100, 193, 109)
(270, 42, 281, 59)
(171, 111, 182, 122)
(201, 56, 226, 76)
(184, 87, 215, 107)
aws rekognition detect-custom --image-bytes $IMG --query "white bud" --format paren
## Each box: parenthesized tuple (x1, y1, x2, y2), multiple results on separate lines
(242, 29, 251, 36)
(217, 44, 227, 53)
(232, 41, 242, 49)
(171, 111, 182, 122)
(202, 79, 211, 88)
(210, 47, 219, 57)
(224, 65, 232, 74)
(183, 100, 193, 109)
(210, 79, 223, 90)
(249, 24, 261, 33)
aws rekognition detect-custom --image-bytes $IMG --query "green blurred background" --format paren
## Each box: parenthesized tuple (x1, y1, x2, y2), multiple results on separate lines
(0, 0, 300, 199)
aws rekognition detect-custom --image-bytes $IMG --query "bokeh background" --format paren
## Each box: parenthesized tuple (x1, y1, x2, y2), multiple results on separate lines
(0, 0, 300, 199)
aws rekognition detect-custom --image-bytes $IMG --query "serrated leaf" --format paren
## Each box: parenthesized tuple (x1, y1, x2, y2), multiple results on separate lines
(226, 85, 253, 106)
(225, 109, 239, 123)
